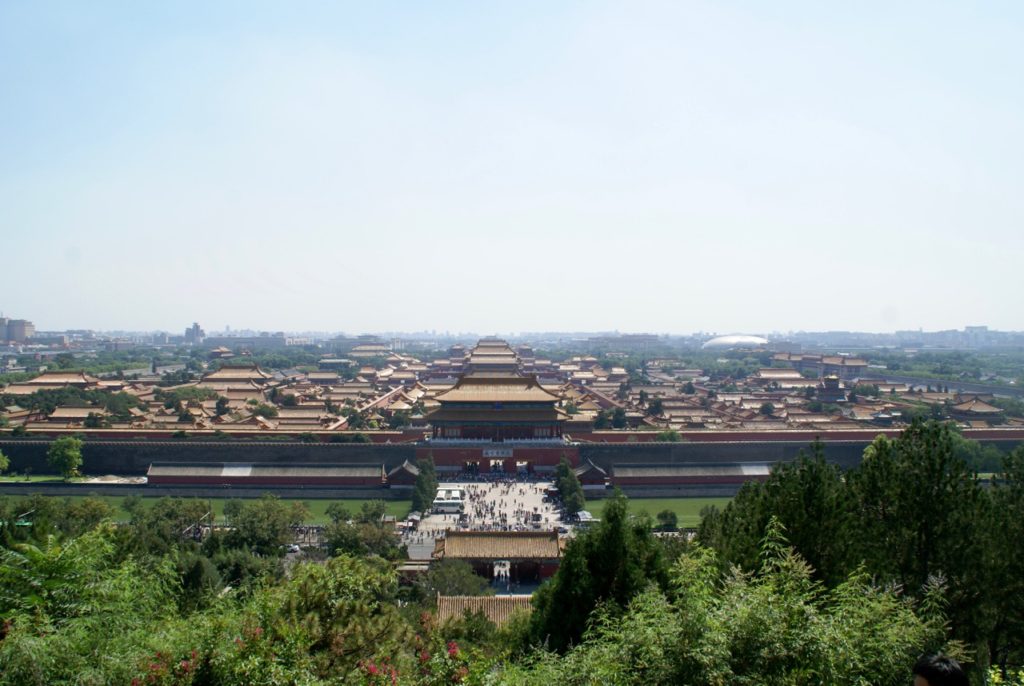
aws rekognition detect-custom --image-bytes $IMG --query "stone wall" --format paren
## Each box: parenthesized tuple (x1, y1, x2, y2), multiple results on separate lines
(4, 433, 1018, 484)
(579, 440, 869, 471)
(0, 482, 399, 500)
(0, 440, 416, 476)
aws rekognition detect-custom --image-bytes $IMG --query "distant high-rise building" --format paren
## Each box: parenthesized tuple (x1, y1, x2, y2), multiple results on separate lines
(7, 319, 35, 342)
(184, 322, 205, 344)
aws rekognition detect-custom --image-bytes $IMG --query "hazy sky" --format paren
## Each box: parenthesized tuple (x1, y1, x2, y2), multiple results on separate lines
(2, 2, 1022, 335)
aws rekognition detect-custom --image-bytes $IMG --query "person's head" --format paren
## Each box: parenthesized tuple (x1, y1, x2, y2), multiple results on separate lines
(912, 654, 969, 686)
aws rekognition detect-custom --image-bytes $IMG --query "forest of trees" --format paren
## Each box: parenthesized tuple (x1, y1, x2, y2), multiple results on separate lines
(1, 420, 1022, 684)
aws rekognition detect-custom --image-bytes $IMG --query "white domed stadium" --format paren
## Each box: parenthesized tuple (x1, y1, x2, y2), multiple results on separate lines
(701, 334, 769, 350)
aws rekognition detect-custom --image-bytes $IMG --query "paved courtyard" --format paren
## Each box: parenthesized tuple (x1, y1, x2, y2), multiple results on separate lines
(402, 478, 565, 561)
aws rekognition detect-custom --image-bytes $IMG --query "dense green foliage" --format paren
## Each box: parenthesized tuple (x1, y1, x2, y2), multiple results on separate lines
(1, 422, 1018, 683)
(502, 530, 947, 685)
(698, 420, 1024, 674)
(411, 457, 439, 514)
(654, 429, 681, 442)
(553, 456, 585, 516)
(155, 386, 221, 408)
(209, 347, 322, 372)
(46, 436, 83, 480)
(528, 494, 667, 652)
(324, 500, 406, 560)
(0, 386, 144, 421)
(862, 349, 1024, 386)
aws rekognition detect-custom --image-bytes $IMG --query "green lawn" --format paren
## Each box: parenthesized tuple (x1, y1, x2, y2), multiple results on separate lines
(14, 495, 412, 525)
(0, 475, 66, 483)
(9, 493, 724, 528)
(621, 497, 732, 528)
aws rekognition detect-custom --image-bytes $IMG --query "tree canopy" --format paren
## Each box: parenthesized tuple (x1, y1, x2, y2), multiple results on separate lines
(47, 436, 84, 480)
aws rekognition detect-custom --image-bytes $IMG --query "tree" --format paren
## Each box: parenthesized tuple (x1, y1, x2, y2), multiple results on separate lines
(411, 457, 439, 513)
(228, 494, 307, 555)
(251, 403, 279, 419)
(615, 382, 630, 401)
(682, 381, 696, 394)
(646, 398, 664, 416)
(357, 500, 387, 524)
(555, 456, 585, 516)
(387, 410, 411, 429)
(759, 401, 775, 416)
(528, 492, 668, 652)
(503, 533, 947, 685)
(656, 509, 678, 530)
(83, 411, 108, 428)
(156, 386, 219, 408)
(324, 507, 405, 561)
(215, 396, 230, 416)
(416, 559, 492, 599)
(848, 422, 983, 592)
(611, 407, 627, 429)
(986, 446, 1024, 670)
(325, 502, 352, 524)
(701, 421, 995, 669)
(847, 421, 988, 660)
(0, 448, 8, 475)
(700, 441, 854, 586)
(47, 436, 83, 480)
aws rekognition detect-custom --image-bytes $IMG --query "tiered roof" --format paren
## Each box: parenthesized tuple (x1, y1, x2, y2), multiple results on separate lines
(434, 375, 560, 404)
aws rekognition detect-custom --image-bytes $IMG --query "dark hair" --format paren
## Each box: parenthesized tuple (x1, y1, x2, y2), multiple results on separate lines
(912, 654, 969, 686)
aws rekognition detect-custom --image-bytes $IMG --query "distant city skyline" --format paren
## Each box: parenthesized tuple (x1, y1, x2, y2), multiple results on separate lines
(2, 3, 1022, 333)
(4, 315, 1019, 340)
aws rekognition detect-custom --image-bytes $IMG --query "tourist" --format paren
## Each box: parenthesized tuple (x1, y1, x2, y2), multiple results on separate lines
(911, 655, 969, 686)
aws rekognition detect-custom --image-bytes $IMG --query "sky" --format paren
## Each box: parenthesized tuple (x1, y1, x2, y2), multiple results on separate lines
(2, 1, 1023, 336)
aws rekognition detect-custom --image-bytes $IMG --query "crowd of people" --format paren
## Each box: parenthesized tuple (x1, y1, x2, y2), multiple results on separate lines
(450, 469, 551, 484)
(458, 481, 558, 532)
(399, 478, 566, 559)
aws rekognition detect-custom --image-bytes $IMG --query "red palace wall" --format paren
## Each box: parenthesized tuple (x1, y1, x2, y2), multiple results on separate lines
(539, 562, 560, 579)
(17, 427, 423, 444)
(611, 475, 769, 486)
(574, 428, 1024, 444)
(147, 476, 385, 486)
(415, 446, 580, 470)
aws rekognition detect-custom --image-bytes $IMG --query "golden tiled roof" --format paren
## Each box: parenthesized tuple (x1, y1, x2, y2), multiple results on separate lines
(435, 375, 560, 403)
(202, 365, 272, 381)
(951, 398, 1002, 414)
(434, 531, 561, 560)
(28, 371, 100, 385)
(436, 595, 533, 627)
(426, 408, 562, 423)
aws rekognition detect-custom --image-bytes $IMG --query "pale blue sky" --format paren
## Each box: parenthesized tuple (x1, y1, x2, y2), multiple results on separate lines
(2, 2, 1022, 335)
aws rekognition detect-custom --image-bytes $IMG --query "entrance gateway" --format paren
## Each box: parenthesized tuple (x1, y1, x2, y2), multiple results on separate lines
(462, 448, 535, 474)
(418, 445, 580, 475)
